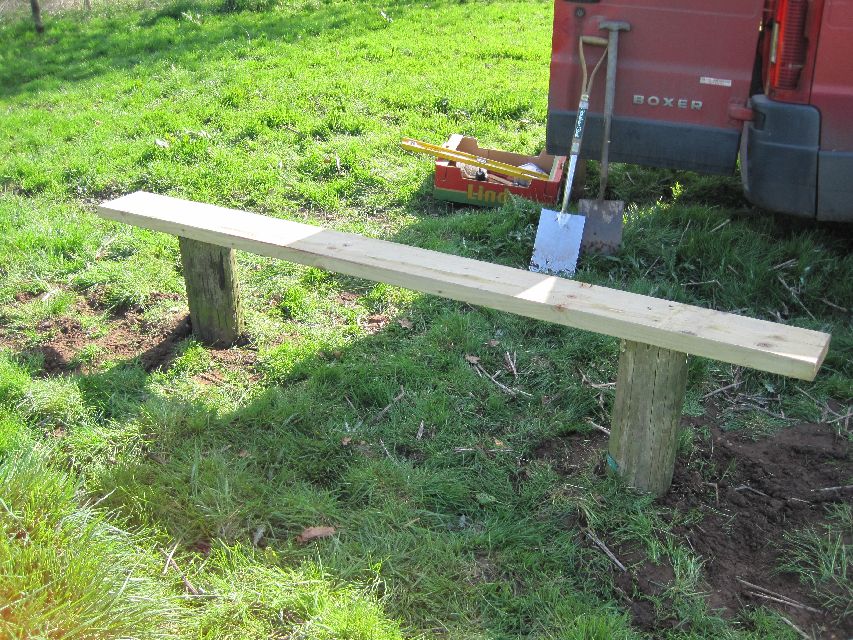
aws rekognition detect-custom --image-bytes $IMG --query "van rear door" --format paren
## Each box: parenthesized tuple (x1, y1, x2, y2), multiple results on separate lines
(546, 0, 765, 174)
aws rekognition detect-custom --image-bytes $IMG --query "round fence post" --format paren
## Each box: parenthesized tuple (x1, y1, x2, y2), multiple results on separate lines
(178, 237, 243, 346)
(608, 340, 689, 497)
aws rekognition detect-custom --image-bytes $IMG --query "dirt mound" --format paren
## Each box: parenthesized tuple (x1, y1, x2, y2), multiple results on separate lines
(536, 419, 850, 637)
(533, 430, 604, 475)
(661, 418, 850, 637)
(1, 294, 191, 374)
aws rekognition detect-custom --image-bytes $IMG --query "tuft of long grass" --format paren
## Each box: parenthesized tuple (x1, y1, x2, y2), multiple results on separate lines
(778, 504, 852, 621)
(0, 447, 179, 639)
(183, 545, 406, 639)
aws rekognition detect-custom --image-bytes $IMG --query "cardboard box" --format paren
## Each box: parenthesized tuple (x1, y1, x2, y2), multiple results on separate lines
(433, 134, 564, 207)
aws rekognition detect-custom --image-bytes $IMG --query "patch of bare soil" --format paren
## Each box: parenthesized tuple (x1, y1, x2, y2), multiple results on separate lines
(196, 347, 260, 385)
(536, 419, 851, 637)
(660, 417, 850, 638)
(0, 294, 193, 374)
(532, 430, 604, 475)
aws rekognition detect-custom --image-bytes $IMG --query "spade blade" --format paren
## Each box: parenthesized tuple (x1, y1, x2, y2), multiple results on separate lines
(529, 209, 586, 277)
(577, 199, 623, 255)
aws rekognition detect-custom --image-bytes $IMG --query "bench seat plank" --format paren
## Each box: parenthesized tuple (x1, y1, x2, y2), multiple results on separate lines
(98, 191, 830, 380)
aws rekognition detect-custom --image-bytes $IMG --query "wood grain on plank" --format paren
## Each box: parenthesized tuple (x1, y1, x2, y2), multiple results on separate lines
(98, 191, 830, 380)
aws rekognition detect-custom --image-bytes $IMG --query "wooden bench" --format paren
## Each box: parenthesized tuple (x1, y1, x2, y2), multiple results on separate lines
(98, 191, 831, 496)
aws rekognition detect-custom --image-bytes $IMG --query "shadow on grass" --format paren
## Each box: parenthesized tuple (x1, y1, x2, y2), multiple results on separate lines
(5, 301, 611, 633)
(3, 188, 852, 635)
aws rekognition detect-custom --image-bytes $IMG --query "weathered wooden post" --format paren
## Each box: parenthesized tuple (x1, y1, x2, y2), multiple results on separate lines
(608, 340, 689, 497)
(178, 238, 243, 345)
(30, 0, 44, 33)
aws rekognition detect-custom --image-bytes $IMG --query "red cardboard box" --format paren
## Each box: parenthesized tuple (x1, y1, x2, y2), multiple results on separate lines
(433, 135, 565, 207)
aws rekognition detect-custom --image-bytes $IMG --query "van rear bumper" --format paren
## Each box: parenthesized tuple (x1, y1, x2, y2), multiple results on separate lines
(740, 95, 820, 218)
(816, 150, 853, 222)
(546, 111, 739, 175)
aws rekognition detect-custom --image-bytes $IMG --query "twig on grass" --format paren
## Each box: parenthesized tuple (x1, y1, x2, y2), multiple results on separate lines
(586, 420, 611, 436)
(709, 218, 730, 233)
(579, 374, 608, 410)
(481, 367, 522, 396)
(453, 446, 515, 454)
(820, 297, 848, 313)
(735, 402, 796, 422)
(344, 395, 357, 412)
(584, 529, 627, 572)
(94, 233, 118, 260)
(794, 385, 846, 424)
(745, 591, 823, 614)
(161, 548, 202, 596)
(379, 439, 399, 465)
(704, 482, 720, 505)
(162, 542, 178, 576)
(87, 488, 117, 510)
(702, 380, 743, 400)
(772, 258, 798, 271)
(777, 275, 816, 321)
(370, 386, 405, 424)
(279, 122, 302, 136)
(642, 255, 661, 279)
(677, 219, 692, 245)
(812, 484, 853, 492)
(737, 578, 822, 613)
(577, 368, 616, 389)
(470, 361, 531, 397)
(778, 615, 811, 640)
(40, 289, 60, 302)
(504, 351, 518, 378)
(734, 484, 769, 498)
(794, 385, 824, 409)
(826, 410, 852, 425)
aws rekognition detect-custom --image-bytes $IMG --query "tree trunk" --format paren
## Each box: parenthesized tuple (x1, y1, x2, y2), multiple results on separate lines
(30, 0, 44, 33)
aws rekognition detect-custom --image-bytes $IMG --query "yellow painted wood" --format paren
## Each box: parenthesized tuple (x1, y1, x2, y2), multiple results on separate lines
(609, 341, 689, 496)
(98, 191, 830, 380)
(401, 138, 544, 180)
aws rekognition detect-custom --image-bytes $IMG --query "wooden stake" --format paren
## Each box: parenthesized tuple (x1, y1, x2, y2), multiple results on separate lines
(608, 340, 688, 497)
(178, 237, 243, 346)
(30, 0, 44, 33)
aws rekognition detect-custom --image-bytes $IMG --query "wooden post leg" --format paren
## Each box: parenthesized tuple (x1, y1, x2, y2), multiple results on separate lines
(178, 237, 243, 346)
(608, 340, 688, 497)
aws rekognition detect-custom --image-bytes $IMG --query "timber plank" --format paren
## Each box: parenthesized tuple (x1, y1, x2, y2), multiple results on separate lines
(98, 191, 830, 380)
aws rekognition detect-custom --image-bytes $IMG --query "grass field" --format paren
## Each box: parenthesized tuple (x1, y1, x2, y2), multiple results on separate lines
(0, 1, 851, 638)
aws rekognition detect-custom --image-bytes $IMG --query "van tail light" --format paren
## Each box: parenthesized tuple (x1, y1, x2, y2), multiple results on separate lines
(769, 0, 809, 91)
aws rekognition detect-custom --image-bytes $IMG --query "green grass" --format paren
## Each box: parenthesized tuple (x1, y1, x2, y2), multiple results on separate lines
(779, 504, 852, 621)
(0, 0, 851, 638)
(0, 447, 179, 639)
